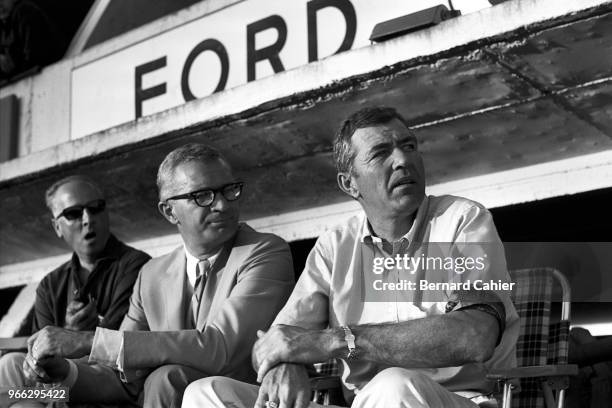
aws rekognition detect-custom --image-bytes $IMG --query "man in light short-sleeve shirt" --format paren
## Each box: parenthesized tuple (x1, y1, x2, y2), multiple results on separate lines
(183, 107, 518, 408)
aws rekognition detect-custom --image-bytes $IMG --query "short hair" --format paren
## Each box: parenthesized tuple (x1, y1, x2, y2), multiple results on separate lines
(157, 143, 229, 200)
(333, 106, 412, 174)
(45, 175, 104, 213)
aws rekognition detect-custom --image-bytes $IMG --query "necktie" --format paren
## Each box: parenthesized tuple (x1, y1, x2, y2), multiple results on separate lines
(192, 259, 210, 321)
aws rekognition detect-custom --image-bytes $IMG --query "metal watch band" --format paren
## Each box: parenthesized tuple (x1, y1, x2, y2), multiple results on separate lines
(342, 326, 356, 360)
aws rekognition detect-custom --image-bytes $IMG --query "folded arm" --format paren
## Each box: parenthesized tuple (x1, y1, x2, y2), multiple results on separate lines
(254, 308, 499, 381)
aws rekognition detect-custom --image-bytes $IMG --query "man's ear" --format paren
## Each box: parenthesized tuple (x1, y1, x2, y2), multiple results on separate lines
(51, 217, 62, 239)
(337, 172, 360, 199)
(158, 201, 179, 225)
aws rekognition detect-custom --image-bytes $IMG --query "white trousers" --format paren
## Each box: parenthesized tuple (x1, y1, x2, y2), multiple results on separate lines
(182, 367, 480, 408)
(0, 352, 45, 408)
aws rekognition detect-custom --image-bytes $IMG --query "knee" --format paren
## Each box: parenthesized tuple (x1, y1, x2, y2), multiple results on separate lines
(372, 367, 429, 385)
(0, 352, 26, 380)
(184, 375, 226, 393)
(354, 368, 434, 408)
(144, 365, 190, 390)
(370, 367, 430, 389)
(0, 352, 26, 371)
(182, 376, 225, 405)
(143, 365, 196, 407)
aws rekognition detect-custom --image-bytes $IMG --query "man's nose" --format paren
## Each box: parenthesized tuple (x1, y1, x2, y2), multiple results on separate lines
(82, 208, 94, 225)
(390, 147, 410, 169)
(209, 192, 230, 211)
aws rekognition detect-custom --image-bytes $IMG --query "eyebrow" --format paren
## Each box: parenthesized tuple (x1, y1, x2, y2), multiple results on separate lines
(368, 135, 417, 151)
(398, 134, 418, 143)
(369, 141, 392, 152)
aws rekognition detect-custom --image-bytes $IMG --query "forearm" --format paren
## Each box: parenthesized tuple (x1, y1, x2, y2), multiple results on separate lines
(31, 328, 95, 361)
(91, 327, 236, 375)
(72, 331, 95, 356)
(330, 310, 499, 368)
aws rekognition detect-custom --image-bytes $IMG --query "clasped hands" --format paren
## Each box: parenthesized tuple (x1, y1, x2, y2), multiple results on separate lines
(23, 299, 97, 385)
(252, 325, 335, 408)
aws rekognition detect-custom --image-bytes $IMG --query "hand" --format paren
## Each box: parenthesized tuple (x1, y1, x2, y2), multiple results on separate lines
(39, 356, 71, 382)
(28, 326, 93, 362)
(23, 353, 51, 385)
(253, 325, 332, 382)
(254, 363, 311, 408)
(64, 297, 99, 331)
(23, 353, 69, 384)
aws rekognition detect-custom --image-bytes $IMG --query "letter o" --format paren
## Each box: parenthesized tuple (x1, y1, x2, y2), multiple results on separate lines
(181, 39, 229, 101)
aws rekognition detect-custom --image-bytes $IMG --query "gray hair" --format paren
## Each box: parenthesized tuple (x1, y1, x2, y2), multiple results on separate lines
(45, 175, 104, 213)
(157, 143, 229, 200)
(333, 106, 413, 174)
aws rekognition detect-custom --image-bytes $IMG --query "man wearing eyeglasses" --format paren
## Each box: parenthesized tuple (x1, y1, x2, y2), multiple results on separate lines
(0, 175, 151, 406)
(23, 143, 294, 407)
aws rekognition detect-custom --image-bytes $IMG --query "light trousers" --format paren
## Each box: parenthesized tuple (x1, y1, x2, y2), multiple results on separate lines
(181, 367, 481, 408)
(0, 352, 44, 408)
(1, 352, 204, 408)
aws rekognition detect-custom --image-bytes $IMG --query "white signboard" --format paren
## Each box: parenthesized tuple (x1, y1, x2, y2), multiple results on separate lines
(71, 0, 489, 139)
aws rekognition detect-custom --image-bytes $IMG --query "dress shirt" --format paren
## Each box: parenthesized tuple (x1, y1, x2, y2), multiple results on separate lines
(184, 247, 221, 289)
(273, 195, 519, 395)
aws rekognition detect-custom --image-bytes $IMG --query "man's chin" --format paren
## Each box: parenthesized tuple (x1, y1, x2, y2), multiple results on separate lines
(80, 235, 108, 254)
(206, 222, 238, 238)
(393, 193, 424, 212)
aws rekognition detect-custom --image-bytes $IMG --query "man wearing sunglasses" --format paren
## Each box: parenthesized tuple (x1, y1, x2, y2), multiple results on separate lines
(24, 143, 294, 407)
(0, 175, 151, 406)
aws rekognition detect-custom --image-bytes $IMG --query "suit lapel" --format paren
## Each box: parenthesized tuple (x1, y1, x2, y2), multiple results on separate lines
(196, 229, 241, 330)
(161, 247, 189, 330)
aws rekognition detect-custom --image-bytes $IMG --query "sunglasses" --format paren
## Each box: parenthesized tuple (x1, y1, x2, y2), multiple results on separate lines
(165, 182, 244, 208)
(54, 199, 106, 221)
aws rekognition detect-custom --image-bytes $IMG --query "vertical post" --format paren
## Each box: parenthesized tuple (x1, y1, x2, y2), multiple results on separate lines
(0, 94, 19, 162)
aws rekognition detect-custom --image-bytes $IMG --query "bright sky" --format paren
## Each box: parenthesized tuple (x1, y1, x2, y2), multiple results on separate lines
(454, 0, 493, 14)
(420, 0, 492, 14)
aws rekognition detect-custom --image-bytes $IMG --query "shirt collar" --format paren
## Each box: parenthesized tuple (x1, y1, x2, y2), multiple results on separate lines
(184, 246, 222, 288)
(360, 196, 430, 245)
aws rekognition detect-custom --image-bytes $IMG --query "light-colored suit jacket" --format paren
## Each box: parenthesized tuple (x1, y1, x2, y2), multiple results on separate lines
(71, 223, 294, 403)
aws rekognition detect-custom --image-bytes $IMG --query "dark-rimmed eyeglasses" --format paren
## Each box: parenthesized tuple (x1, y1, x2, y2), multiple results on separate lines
(54, 199, 106, 221)
(165, 182, 244, 208)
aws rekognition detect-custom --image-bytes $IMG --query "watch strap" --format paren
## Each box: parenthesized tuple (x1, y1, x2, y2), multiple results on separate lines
(342, 326, 356, 360)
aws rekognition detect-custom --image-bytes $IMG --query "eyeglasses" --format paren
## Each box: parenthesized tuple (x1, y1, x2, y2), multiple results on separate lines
(54, 199, 106, 221)
(165, 182, 244, 208)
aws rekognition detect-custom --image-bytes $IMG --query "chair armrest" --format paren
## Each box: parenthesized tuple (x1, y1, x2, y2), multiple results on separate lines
(487, 364, 578, 381)
(0, 337, 28, 352)
(310, 375, 342, 391)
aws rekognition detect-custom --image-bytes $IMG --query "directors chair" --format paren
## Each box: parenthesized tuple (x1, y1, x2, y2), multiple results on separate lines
(308, 267, 578, 408)
(488, 267, 578, 408)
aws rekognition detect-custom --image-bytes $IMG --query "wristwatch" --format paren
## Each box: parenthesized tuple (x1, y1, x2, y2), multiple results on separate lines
(341, 326, 357, 360)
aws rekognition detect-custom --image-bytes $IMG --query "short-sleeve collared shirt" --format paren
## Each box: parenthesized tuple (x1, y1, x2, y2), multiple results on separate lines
(273, 195, 518, 394)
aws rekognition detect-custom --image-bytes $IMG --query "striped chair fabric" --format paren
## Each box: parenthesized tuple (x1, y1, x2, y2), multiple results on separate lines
(510, 267, 572, 408)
